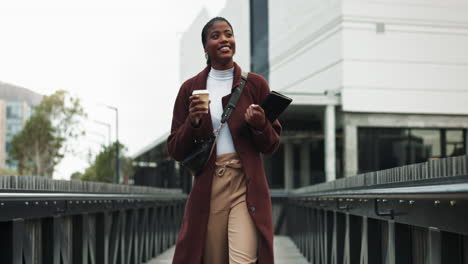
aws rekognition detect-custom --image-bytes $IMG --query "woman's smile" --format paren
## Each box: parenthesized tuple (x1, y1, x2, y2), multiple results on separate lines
(219, 45, 231, 52)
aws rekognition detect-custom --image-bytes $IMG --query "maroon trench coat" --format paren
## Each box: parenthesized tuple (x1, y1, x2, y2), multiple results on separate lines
(167, 63, 281, 264)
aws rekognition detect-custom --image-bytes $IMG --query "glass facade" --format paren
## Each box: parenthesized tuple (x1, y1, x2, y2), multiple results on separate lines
(359, 128, 467, 173)
(263, 133, 342, 189)
(250, 0, 269, 80)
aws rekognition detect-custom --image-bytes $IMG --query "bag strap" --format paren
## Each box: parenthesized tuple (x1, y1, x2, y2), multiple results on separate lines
(221, 71, 248, 124)
(209, 71, 248, 158)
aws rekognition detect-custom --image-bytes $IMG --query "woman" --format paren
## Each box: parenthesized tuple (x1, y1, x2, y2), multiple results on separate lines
(167, 17, 281, 264)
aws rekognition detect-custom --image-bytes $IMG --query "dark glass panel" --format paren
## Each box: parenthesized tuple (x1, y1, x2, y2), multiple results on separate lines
(446, 129, 465, 156)
(293, 144, 301, 188)
(265, 144, 284, 189)
(409, 129, 441, 163)
(359, 128, 409, 173)
(250, 0, 269, 80)
(310, 139, 325, 184)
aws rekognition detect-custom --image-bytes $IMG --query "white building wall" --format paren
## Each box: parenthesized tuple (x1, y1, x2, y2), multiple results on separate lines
(341, 0, 468, 114)
(179, 1, 250, 84)
(218, 0, 251, 73)
(179, 9, 211, 83)
(268, 0, 343, 95)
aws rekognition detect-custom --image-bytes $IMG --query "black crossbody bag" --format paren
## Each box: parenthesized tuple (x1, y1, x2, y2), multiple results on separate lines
(181, 71, 248, 176)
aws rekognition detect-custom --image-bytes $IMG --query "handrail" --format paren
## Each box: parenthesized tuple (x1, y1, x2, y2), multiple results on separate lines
(285, 156, 468, 264)
(0, 191, 186, 200)
(290, 178, 468, 200)
(0, 178, 186, 264)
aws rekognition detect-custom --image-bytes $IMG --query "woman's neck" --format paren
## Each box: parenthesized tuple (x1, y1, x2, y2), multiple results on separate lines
(209, 66, 234, 80)
(211, 60, 234, 70)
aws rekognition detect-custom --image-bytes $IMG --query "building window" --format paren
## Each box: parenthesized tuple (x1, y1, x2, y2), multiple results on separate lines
(6, 102, 23, 120)
(358, 128, 466, 173)
(446, 129, 465, 156)
(409, 129, 441, 163)
(250, 0, 269, 80)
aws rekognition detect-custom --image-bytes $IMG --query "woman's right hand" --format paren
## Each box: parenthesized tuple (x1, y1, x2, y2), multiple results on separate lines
(188, 95, 210, 127)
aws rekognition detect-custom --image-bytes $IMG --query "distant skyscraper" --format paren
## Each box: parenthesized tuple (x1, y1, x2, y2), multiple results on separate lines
(0, 81, 42, 169)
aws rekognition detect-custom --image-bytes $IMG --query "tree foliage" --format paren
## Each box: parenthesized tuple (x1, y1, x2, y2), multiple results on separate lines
(9, 90, 86, 177)
(81, 142, 133, 183)
(70, 171, 83, 181)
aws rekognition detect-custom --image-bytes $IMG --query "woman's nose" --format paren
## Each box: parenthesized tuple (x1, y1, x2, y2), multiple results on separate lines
(219, 35, 228, 43)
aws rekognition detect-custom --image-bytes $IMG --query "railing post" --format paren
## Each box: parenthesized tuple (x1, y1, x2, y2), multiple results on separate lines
(139, 208, 149, 262)
(13, 218, 24, 264)
(72, 214, 88, 264)
(124, 209, 137, 264)
(60, 216, 72, 264)
(43, 216, 61, 264)
(23, 220, 36, 264)
(88, 215, 97, 264)
(385, 221, 395, 264)
(120, 210, 127, 264)
(0, 218, 25, 264)
(305, 205, 311, 262)
(331, 211, 345, 264)
(441, 232, 464, 264)
(359, 216, 369, 264)
(343, 214, 361, 264)
(395, 223, 412, 264)
(428, 227, 441, 264)
(359, 217, 382, 264)
(311, 207, 317, 263)
(148, 206, 157, 258)
(109, 210, 123, 264)
(96, 212, 111, 264)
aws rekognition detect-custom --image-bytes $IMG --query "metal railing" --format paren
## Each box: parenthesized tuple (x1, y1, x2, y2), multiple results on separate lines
(287, 155, 468, 264)
(0, 176, 186, 264)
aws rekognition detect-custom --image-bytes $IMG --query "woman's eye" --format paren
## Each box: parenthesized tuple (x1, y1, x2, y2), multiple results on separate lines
(226, 33, 232, 38)
(211, 34, 219, 39)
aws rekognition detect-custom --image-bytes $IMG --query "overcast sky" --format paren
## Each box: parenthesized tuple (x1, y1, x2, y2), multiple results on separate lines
(0, 0, 226, 179)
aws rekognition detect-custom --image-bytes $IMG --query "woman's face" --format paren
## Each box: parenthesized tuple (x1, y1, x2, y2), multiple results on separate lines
(205, 21, 235, 69)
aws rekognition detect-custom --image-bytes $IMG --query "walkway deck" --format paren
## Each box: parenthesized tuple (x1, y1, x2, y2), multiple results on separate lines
(146, 235, 309, 264)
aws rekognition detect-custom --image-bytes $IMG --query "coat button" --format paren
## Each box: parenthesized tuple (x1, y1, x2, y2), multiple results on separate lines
(249, 206, 256, 212)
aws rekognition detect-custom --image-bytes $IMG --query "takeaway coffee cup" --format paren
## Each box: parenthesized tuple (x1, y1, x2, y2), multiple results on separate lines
(192, 90, 210, 109)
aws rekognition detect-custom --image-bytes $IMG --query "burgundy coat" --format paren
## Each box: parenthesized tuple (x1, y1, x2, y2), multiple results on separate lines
(167, 63, 281, 264)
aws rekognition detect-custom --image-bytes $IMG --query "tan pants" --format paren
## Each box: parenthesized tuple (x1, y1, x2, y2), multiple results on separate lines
(203, 152, 258, 264)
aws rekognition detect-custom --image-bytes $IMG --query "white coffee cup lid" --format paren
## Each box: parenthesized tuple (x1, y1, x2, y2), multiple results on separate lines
(192, 90, 210, 95)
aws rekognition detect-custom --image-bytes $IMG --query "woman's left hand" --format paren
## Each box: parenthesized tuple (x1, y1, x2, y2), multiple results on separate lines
(244, 104, 266, 131)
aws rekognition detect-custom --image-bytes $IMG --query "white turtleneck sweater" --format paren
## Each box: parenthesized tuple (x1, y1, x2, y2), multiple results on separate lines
(207, 67, 236, 155)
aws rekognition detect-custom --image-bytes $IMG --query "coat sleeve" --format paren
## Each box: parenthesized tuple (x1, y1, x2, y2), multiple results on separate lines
(248, 75, 282, 155)
(167, 80, 212, 161)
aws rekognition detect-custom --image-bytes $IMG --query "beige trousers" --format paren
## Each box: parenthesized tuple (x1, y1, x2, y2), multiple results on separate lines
(203, 152, 258, 264)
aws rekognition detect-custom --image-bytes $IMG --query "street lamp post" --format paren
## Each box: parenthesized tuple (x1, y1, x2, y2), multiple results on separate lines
(101, 105, 119, 184)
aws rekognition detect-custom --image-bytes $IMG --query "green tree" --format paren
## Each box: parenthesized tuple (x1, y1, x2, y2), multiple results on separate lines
(81, 142, 133, 183)
(70, 171, 83, 181)
(9, 90, 86, 177)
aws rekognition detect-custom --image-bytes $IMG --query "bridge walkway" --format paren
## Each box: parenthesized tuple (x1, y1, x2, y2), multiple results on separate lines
(146, 235, 309, 264)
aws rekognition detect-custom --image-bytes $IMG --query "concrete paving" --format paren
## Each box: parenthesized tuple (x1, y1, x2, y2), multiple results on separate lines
(146, 235, 309, 264)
